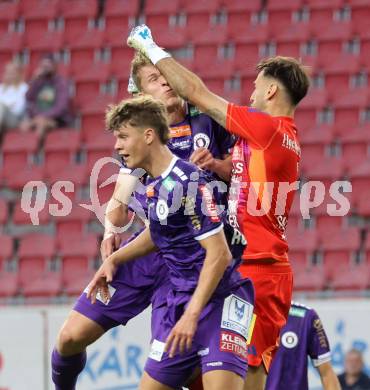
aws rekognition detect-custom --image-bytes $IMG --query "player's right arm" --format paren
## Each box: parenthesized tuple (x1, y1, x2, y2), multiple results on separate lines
(317, 362, 341, 390)
(127, 25, 276, 148)
(101, 170, 140, 260)
(87, 227, 157, 303)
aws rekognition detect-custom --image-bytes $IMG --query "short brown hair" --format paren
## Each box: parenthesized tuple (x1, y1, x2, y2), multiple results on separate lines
(256, 56, 310, 106)
(105, 95, 169, 144)
(130, 52, 152, 91)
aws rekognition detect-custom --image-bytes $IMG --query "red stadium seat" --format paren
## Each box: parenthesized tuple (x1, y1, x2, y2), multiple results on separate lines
(322, 250, 355, 281)
(0, 1, 19, 36)
(149, 25, 188, 49)
(0, 235, 13, 261)
(85, 132, 116, 170)
(221, 0, 261, 13)
(2, 131, 39, 172)
(44, 129, 81, 179)
(104, 0, 138, 32)
(319, 227, 360, 250)
(180, 0, 221, 14)
(0, 32, 24, 54)
(18, 234, 56, 290)
(145, 0, 180, 27)
(299, 88, 329, 110)
(331, 263, 370, 290)
(354, 192, 370, 216)
(306, 156, 346, 182)
(5, 165, 45, 191)
(12, 199, 50, 226)
(0, 270, 19, 297)
(54, 204, 92, 237)
(0, 235, 17, 297)
(294, 265, 327, 291)
(47, 163, 88, 189)
(22, 269, 62, 297)
(60, 235, 98, 293)
(300, 124, 334, 147)
(60, 0, 97, 20)
(0, 199, 8, 226)
(20, 0, 59, 20)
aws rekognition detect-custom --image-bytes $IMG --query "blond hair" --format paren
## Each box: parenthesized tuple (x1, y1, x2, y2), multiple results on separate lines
(130, 52, 152, 91)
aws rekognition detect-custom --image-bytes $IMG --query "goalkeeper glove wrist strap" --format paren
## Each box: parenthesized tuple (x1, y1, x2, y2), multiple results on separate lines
(147, 45, 172, 65)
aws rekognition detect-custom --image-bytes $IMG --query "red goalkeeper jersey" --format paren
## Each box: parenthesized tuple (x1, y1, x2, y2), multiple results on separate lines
(226, 104, 301, 262)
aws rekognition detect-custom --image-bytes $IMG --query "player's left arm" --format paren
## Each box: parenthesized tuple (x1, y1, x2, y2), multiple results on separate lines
(317, 362, 341, 390)
(165, 230, 231, 357)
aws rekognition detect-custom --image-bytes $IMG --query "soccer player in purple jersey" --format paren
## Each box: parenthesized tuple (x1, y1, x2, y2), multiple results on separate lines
(266, 302, 340, 390)
(51, 54, 237, 390)
(87, 96, 254, 390)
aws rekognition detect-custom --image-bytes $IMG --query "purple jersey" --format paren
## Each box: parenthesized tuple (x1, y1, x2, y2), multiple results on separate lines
(168, 104, 235, 164)
(266, 302, 332, 390)
(147, 156, 240, 294)
(121, 103, 236, 217)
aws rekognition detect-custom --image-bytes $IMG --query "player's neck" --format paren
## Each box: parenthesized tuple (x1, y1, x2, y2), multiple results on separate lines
(144, 146, 174, 178)
(167, 102, 186, 125)
(266, 102, 295, 118)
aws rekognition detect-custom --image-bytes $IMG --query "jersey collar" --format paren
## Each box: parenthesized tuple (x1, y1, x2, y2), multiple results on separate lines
(160, 156, 178, 179)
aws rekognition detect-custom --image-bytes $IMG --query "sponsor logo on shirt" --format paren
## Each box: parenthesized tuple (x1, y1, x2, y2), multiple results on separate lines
(281, 331, 299, 349)
(289, 306, 307, 318)
(169, 124, 192, 138)
(183, 196, 201, 230)
(146, 185, 155, 198)
(221, 294, 253, 338)
(282, 133, 301, 157)
(313, 318, 329, 348)
(156, 199, 169, 221)
(149, 339, 165, 362)
(219, 331, 247, 359)
(163, 176, 176, 192)
(200, 185, 220, 222)
(193, 133, 210, 150)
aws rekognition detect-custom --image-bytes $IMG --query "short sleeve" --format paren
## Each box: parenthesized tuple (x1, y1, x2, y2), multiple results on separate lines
(307, 310, 331, 367)
(226, 103, 278, 149)
(185, 175, 224, 241)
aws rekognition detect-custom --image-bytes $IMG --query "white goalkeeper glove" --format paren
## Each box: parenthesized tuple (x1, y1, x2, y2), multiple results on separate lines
(127, 24, 171, 65)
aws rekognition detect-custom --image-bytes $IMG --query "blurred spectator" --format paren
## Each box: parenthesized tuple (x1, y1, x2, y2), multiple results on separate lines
(20, 54, 72, 138)
(0, 62, 28, 135)
(338, 349, 370, 390)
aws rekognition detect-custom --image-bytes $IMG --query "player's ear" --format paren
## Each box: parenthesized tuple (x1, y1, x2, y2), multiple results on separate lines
(266, 83, 278, 100)
(144, 127, 155, 145)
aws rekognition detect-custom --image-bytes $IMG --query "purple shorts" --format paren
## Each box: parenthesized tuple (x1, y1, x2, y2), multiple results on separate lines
(74, 250, 171, 331)
(145, 277, 255, 388)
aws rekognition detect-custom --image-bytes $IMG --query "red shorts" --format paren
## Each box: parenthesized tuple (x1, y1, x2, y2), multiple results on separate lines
(239, 261, 293, 372)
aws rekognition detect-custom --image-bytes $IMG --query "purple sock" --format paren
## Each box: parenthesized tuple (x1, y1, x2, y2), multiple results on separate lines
(51, 348, 86, 390)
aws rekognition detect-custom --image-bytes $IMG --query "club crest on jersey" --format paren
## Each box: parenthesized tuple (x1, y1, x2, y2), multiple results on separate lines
(281, 331, 298, 349)
(221, 294, 253, 338)
(194, 133, 210, 150)
(156, 199, 169, 221)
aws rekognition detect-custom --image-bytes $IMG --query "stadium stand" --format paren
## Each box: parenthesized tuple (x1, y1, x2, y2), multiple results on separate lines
(0, 0, 369, 300)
